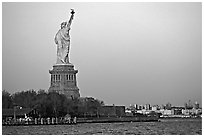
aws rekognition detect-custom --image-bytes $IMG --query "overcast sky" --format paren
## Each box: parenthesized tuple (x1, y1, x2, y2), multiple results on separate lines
(2, 2, 201, 107)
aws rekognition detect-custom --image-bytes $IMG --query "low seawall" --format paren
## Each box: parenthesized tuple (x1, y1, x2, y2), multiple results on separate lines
(77, 116, 159, 123)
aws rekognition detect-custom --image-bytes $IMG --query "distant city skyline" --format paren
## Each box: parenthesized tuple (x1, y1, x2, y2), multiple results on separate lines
(2, 2, 202, 107)
(128, 99, 201, 108)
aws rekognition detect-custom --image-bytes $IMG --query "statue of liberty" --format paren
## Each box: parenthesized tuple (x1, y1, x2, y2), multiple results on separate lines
(55, 9, 75, 64)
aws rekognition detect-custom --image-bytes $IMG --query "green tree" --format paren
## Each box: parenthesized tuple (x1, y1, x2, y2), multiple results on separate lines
(12, 89, 37, 108)
(2, 90, 13, 109)
(3, 88, 105, 118)
(34, 90, 48, 117)
(76, 97, 104, 117)
(46, 92, 64, 117)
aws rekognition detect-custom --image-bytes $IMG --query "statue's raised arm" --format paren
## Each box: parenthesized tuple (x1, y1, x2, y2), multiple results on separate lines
(67, 9, 75, 28)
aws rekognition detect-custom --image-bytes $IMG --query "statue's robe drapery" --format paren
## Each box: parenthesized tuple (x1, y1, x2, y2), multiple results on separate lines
(55, 25, 71, 64)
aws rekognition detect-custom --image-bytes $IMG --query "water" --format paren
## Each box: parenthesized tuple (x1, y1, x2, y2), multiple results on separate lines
(2, 118, 202, 135)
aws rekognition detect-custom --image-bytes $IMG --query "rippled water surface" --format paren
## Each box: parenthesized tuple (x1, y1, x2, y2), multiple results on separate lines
(2, 119, 202, 135)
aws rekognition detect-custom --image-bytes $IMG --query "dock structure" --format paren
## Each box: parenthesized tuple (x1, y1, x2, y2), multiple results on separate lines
(2, 115, 159, 126)
(2, 117, 77, 126)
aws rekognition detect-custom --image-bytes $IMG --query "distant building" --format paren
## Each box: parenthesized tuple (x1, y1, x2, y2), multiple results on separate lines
(160, 109, 173, 116)
(144, 104, 151, 110)
(152, 105, 159, 111)
(182, 109, 191, 115)
(138, 104, 145, 110)
(134, 104, 138, 110)
(171, 106, 184, 115)
(182, 108, 202, 116)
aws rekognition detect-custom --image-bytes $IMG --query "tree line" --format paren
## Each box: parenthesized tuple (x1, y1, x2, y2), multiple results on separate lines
(2, 90, 104, 118)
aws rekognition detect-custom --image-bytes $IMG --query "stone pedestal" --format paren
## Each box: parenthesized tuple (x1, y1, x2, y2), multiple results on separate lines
(48, 63, 80, 99)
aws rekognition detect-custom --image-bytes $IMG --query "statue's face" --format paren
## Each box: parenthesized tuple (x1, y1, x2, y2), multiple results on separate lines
(61, 22, 67, 29)
(61, 25, 65, 29)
